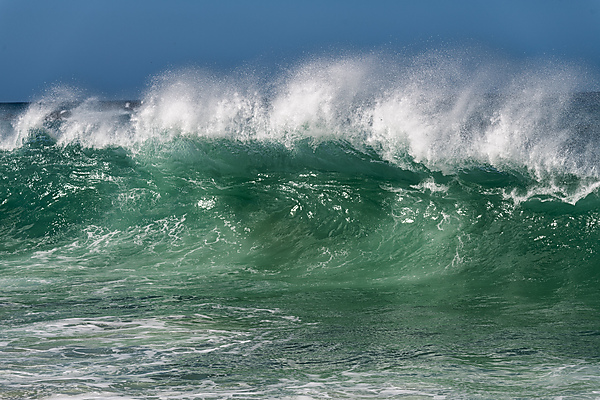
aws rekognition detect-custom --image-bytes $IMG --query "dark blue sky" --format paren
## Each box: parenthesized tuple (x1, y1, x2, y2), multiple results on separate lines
(1, 0, 599, 101)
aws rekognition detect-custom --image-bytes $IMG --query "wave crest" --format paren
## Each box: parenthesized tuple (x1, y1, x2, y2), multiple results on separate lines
(4, 50, 599, 181)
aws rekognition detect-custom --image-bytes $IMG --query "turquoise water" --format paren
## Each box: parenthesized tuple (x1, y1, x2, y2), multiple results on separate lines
(1, 56, 600, 399)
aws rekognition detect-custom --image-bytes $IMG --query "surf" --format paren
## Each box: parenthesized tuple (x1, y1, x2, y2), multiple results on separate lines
(2, 50, 600, 399)
(3, 51, 598, 178)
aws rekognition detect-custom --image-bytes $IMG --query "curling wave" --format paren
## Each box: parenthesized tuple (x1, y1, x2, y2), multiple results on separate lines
(2, 51, 600, 203)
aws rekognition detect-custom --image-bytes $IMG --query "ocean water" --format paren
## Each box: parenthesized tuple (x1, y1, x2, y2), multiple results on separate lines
(1, 54, 600, 399)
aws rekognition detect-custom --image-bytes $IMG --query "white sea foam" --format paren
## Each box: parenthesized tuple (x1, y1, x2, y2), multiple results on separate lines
(4, 51, 598, 181)
(43, 394, 137, 400)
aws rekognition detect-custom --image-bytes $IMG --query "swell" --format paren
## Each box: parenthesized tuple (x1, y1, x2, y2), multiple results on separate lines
(1, 52, 600, 297)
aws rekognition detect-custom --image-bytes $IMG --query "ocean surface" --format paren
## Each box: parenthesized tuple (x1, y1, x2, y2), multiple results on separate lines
(2, 55, 600, 399)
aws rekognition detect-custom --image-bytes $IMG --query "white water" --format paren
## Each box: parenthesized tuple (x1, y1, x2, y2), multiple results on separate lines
(3, 51, 598, 179)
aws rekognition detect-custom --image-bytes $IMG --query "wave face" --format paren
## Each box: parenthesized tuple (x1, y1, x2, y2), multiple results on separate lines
(2, 53, 600, 399)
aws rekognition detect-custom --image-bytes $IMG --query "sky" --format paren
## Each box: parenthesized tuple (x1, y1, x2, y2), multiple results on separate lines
(1, 0, 599, 102)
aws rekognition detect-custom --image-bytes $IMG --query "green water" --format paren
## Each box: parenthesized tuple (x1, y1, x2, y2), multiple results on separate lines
(2, 135, 600, 399)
